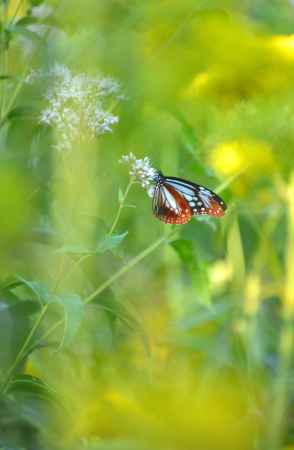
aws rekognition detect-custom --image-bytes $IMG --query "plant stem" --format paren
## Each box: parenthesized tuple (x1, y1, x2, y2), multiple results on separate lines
(108, 177, 134, 235)
(267, 172, 294, 450)
(35, 318, 64, 345)
(0, 66, 28, 120)
(0, 1, 8, 119)
(84, 233, 170, 304)
(1, 304, 49, 393)
(215, 167, 248, 194)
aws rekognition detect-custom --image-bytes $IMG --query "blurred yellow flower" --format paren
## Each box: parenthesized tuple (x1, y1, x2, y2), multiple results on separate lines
(111, 372, 264, 450)
(244, 274, 261, 316)
(210, 138, 275, 177)
(210, 140, 247, 177)
(47, 350, 265, 450)
(210, 260, 233, 288)
(182, 71, 214, 98)
(209, 139, 276, 196)
(270, 34, 294, 61)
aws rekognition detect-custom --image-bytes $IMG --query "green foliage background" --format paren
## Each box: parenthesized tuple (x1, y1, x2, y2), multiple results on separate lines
(0, 1, 294, 449)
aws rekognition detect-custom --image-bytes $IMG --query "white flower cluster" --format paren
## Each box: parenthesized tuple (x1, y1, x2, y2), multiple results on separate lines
(119, 153, 157, 193)
(26, 64, 123, 151)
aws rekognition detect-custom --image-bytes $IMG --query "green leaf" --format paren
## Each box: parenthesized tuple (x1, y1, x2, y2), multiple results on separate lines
(53, 294, 84, 347)
(8, 24, 42, 44)
(176, 303, 230, 331)
(29, 0, 46, 5)
(96, 231, 128, 253)
(194, 215, 217, 231)
(15, 276, 50, 305)
(13, 276, 84, 347)
(7, 106, 34, 120)
(173, 109, 200, 158)
(0, 275, 23, 292)
(0, 298, 35, 372)
(171, 239, 211, 306)
(15, 16, 38, 27)
(7, 374, 59, 404)
(0, 74, 12, 81)
(0, 106, 35, 129)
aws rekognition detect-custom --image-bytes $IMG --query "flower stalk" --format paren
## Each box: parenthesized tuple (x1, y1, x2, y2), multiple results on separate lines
(84, 233, 171, 305)
(108, 177, 135, 235)
(267, 172, 294, 450)
(0, 304, 49, 393)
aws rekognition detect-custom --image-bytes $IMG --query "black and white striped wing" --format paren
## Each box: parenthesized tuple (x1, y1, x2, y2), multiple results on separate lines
(152, 180, 192, 224)
(163, 176, 227, 217)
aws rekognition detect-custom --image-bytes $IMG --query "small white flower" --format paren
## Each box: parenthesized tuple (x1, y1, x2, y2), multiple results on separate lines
(119, 153, 157, 190)
(26, 64, 123, 151)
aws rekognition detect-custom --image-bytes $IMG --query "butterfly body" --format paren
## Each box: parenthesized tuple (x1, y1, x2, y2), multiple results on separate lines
(152, 172, 227, 224)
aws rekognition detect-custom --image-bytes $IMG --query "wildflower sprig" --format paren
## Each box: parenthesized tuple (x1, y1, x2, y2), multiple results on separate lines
(108, 153, 157, 234)
(119, 152, 157, 194)
(26, 64, 123, 151)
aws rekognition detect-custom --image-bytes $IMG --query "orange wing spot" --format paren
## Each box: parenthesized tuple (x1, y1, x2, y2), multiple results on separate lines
(208, 199, 225, 217)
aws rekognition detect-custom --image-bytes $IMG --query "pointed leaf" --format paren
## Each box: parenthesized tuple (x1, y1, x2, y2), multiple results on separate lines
(8, 24, 42, 44)
(15, 276, 50, 305)
(54, 294, 84, 347)
(171, 239, 211, 305)
(0, 276, 23, 292)
(176, 303, 230, 331)
(96, 231, 128, 253)
(0, 74, 12, 81)
(7, 106, 34, 120)
(7, 374, 59, 404)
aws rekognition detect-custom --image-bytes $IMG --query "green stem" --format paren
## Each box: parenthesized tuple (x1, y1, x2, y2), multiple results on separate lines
(267, 172, 294, 450)
(1, 66, 28, 120)
(36, 318, 64, 344)
(215, 167, 248, 194)
(1, 304, 49, 393)
(84, 233, 170, 305)
(108, 177, 134, 235)
(60, 254, 92, 289)
(0, 2, 8, 119)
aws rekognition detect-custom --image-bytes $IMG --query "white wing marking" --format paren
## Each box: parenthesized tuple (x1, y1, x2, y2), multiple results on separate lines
(165, 180, 195, 196)
(198, 189, 212, 207)
(162, 186, 180, 213)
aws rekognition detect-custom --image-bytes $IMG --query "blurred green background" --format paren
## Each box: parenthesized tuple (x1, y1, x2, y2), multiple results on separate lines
(0, 0, 294, 449)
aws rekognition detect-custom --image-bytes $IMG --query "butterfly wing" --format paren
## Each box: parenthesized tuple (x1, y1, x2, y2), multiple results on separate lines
(164, 176, 227, 217)
(152, 181, 192, 224)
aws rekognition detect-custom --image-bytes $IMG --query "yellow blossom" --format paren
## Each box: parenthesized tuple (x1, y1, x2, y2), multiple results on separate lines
(270, 34, 294, 62)
(210, 260, 233, 288)
(210, 139, 275, 176)
(209, 139, 276, 196)
(182, 71, 214, 98)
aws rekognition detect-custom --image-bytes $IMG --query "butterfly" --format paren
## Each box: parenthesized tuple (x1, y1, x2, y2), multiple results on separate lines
(152, 171, 227, 224)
